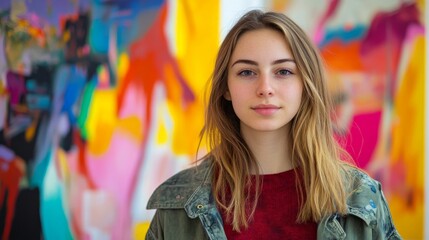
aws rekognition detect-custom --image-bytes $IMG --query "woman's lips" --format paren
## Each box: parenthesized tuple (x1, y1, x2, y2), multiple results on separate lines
(251, 104, 280, 116)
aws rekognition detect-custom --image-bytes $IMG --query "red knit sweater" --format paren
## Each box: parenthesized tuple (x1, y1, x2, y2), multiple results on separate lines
(221, 169, 317, 240)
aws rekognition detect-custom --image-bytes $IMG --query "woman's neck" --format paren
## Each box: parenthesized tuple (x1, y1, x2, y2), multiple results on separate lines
(241, 125, 293, 175)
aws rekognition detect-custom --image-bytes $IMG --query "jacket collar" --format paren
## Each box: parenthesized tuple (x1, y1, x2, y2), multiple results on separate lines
(147, 158, 213, 210)
(146, 159, 227, 240)
(184, 160, 214, 218)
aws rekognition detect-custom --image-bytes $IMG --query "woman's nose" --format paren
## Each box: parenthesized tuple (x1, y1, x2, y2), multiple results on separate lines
(256, 76, 274, 96)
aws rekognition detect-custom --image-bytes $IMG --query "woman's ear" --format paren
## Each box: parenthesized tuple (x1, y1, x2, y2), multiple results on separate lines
(224, 90, 231, 101)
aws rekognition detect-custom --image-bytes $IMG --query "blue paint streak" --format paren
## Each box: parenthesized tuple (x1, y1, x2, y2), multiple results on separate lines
(318, 25, 367, 47)
(118, 0, 164, 10)
(61, 66, 87, 125)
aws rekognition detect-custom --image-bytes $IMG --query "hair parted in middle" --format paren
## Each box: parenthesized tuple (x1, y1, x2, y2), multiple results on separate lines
(200, 9, 354, 231)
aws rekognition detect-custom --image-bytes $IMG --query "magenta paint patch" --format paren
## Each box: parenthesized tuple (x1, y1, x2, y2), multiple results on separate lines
(343, 111, 382, 168)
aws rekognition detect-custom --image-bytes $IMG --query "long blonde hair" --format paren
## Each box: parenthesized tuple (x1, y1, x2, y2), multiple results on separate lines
(201, 10, 353, 231)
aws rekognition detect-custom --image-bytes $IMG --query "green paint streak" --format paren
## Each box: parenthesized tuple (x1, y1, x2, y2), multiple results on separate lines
(77, 79, 97, 140)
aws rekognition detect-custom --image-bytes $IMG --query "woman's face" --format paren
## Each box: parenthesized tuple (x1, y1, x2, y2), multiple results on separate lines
(225, 28, 303, 135)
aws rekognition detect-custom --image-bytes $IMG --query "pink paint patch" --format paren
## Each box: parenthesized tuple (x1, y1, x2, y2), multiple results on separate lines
(343, 111, 381, 168)
(404, 24, 425, 44)
(86, 130, 142, 239)
(66, 147, 79, 172)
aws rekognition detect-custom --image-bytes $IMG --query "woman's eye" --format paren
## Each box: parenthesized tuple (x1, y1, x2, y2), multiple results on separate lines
(278, 69, 292, 75)
(238, 70, 255, 76)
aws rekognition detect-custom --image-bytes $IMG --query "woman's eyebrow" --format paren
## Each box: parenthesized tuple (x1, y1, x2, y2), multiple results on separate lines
(231, 59, 258, 67)
(231, 58, 295, 67)
(272, 58, 295, 65)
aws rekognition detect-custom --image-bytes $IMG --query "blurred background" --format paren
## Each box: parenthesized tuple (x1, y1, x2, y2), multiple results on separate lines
(0, 0, 425, 239)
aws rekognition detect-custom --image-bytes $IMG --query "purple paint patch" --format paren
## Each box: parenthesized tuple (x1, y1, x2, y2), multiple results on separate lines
(0, 145, 14, 161)
(6, 71, 26, 106)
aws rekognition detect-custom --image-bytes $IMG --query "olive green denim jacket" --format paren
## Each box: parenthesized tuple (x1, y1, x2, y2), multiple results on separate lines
(146, 159, 401, 240)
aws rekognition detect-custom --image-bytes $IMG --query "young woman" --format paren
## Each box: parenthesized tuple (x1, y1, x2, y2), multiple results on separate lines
(145, 10, 401, 240)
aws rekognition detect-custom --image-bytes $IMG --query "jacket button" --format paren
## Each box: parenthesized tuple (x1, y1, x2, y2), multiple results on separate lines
(197, 204, 204, 209)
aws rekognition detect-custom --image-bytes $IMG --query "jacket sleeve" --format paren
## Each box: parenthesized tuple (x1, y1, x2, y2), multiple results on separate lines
(375, 182, 402, 240)
(146, 210, 163, 240)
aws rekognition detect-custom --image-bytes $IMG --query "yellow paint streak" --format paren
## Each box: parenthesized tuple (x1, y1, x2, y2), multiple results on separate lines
(117, 53, 130, 87)
(175, 1, 219, 94)
(392, 35, 424, 188)
(169, 100, 205, 155)
(86, 89, 117, 155)
(156, 102, 169, 145)
(169, 1, 219, 155)
(157, 121, 168, 144)
(133, 222, 150, 240)
(116, 116, 143, 142)
(390, 35, 424, 239)
(389, 193, 424, 240)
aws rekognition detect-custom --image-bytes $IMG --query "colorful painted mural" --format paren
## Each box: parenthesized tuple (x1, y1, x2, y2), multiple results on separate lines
(0, 0, 425, 239)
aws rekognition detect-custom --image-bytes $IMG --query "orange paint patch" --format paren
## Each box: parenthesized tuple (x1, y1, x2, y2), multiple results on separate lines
(321, 40, 363, 71)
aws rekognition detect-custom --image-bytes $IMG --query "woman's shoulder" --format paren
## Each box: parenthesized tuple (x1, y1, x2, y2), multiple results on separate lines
(341, 166, 402, 239)
(344, 167, 393, 224)
(343, 166, 382, 205)
(146, 158, 213, 210)
(346, 167, 380, 192)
